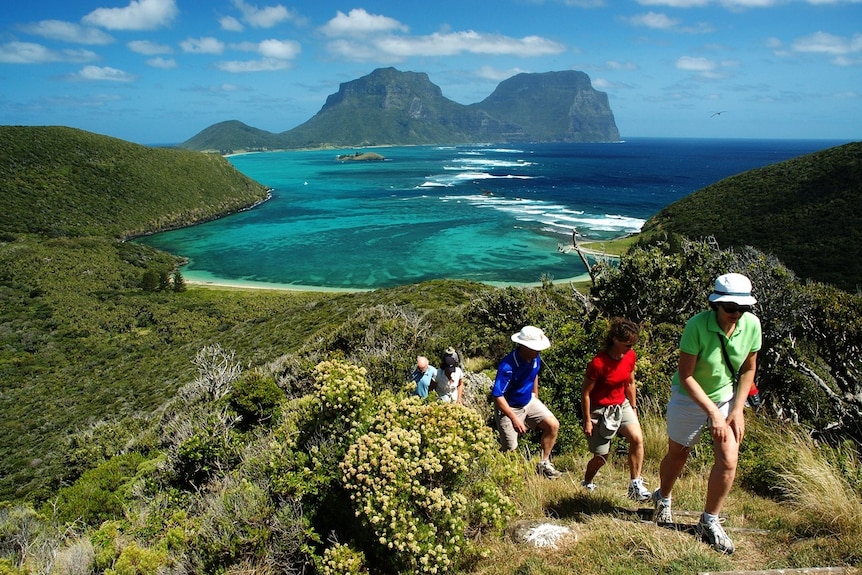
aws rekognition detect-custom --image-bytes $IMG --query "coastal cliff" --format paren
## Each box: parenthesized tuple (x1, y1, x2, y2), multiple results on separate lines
(180, 67, 620, 153)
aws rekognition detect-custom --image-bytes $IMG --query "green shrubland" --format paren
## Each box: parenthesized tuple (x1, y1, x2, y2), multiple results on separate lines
(2, 127, 861, 573)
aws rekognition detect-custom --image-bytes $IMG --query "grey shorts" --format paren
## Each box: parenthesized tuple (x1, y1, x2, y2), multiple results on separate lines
(666, 389, 733, 447)
(495, 397, 554, 451)
(588, 400, 639, 456)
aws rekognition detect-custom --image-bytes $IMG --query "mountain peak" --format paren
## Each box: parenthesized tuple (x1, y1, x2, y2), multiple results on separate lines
(180, 67, 620, 151)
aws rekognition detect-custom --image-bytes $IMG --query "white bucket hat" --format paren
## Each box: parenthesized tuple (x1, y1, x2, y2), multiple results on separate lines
(511, 325, 551, 351)
(708, 273, 757, 306)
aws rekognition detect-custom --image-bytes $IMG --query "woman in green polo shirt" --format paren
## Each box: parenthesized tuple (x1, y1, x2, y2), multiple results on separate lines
(651, 273, 762, 555)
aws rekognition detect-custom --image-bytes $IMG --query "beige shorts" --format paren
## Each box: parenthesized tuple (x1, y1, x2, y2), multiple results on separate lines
(588, 400, 639, 456)
(495, 397, 554, 451)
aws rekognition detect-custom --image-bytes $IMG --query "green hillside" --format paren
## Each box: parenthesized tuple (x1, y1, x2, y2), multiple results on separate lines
(643, 141, 862, 291)
(1, 126, 860, 574)
(0, 125, 269, 238)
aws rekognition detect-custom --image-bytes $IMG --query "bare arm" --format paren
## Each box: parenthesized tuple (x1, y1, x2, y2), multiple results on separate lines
(727, 351, 757, 442)
(625, 368, 637, 410)
(581, 377, 596, 436)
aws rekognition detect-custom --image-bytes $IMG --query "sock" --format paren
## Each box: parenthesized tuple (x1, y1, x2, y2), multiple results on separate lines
(702, 512, 718, 523)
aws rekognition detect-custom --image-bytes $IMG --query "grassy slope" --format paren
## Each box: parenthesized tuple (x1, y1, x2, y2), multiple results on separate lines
(0, 125, 269, 238)
(642, 141, 862, 291)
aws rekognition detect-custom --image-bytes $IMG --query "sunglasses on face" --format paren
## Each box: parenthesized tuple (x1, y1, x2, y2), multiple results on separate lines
(720, 303, 751, 314)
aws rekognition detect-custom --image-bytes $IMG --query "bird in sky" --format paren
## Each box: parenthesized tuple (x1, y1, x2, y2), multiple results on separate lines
(711, 111, 727, 118)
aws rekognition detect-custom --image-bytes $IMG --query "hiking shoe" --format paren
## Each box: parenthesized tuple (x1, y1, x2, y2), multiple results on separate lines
(695, 514, 735, 554)
(536, 460, 563, 479)
(581, 480, 597, 491)
(628, 477, 651, 502)
(652, 489, 673, 524)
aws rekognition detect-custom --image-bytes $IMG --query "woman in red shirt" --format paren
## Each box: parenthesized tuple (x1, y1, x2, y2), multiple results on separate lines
(581, 317, 651, 501)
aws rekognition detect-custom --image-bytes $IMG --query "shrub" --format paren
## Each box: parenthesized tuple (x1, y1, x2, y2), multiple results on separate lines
(320, 542, 367, 575)
(104, 542, 168, 575)
(340, 397, 514, 574)
(189, 477, 273, 573)
(228, 371, 283, 429)
(48, 452, 146, 527)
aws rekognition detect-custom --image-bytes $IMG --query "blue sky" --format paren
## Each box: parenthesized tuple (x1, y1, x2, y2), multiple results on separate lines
(1, 0, 860, 144)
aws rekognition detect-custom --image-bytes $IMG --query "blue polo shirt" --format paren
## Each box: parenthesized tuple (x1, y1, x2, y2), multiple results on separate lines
(412, 365, 437, 398)
(672, 310, 762, 402)
(492, 349, 541, 408)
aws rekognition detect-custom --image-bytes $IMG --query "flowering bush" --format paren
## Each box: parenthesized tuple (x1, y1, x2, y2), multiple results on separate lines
(320, 542, 368, 575)
(312, 359, 372, 434)
(340, 398, 514, 574)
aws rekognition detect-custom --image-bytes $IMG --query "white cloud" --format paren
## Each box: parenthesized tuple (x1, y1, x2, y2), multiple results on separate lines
(231, 0, 300, 29)
(627, 11, 680, 29)
(127, 40, 172, 55)
(636, 0, 710, 6)
(220, 16, 244, 32)
(0, 41, 97, 64)
(181, 37, 225, 54)
(83, 0, 178, 31)
(792, 31, 862, 55)
(258, 39, 301, 59)
(321, 9, 408, 37)
(20, 20, 114, 45)
(329, 31, 566, 62)
(147, 56, 177, 68)
(216, 39, 300, 72)
(72, 65, 135, 82)
(676, 55, 716, 71)
(605, 60, 639, 70)
(476, 65, 529, 81)
(217, 58, 292, 72)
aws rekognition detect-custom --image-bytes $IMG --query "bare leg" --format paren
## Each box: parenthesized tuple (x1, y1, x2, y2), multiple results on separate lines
(659, 439, 690, 498)
(583, 454, 606, 484)
(705, 432, 739, 515)
(619, 423, 645, 479)
(538, 413, 560, 460)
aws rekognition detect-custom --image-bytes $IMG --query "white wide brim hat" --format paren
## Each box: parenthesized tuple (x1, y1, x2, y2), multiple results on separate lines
(708, 273, 757, 306)
(511, 325, 551, 351)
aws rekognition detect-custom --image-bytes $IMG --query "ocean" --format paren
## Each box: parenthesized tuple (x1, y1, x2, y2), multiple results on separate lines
(137, 138, 848, 290)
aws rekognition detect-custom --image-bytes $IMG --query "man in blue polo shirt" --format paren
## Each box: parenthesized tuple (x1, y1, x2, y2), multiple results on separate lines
(492, 325, 562, 479)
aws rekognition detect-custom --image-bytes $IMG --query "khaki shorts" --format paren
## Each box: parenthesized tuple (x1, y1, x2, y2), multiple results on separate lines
(495, 397, 554, 451)
(666, 389, 733, 447)
(588, 400, 639, 456)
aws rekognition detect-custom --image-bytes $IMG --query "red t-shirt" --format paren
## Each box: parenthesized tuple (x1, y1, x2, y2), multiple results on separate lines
(585, 349, 637, 407)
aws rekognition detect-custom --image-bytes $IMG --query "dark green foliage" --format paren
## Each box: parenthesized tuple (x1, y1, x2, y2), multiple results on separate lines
(228, 372, 283, 429)
(172, 270, 186, 292)
(0, 126, 268, 239)
(46, 452, 145, 527)
(643, 141, 862, 291)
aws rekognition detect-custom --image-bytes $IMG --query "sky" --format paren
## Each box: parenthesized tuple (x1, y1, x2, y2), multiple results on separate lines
(1, 0, 860, 145)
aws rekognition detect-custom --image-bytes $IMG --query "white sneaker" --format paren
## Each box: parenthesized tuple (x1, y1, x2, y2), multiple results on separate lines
(652, 489, 673, 524)
(695, 514, 735, 554)
(536, 460, 563, 479)
(628, 477, 651, 501)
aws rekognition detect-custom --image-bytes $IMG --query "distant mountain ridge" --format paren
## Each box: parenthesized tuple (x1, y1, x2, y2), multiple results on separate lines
(180, 68, 620, 152)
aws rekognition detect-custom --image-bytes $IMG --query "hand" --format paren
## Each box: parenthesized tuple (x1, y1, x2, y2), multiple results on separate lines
(583, 420, 593, 437)
(709, 411, 730, 443)
(511, 416, 528, 434)
(726, 409, 746, 443)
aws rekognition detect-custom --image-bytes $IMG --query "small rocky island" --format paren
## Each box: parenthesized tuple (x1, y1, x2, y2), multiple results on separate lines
(336, 152, 386, 162)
